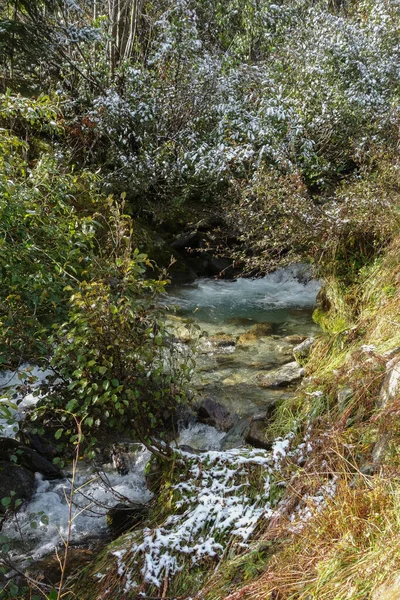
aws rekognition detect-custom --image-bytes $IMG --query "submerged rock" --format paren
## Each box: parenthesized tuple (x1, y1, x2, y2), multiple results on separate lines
(237, 322, 273, 346)
(208, 333, 236, 348)
(221, 372, 251, 386)
(111, 444, 130, 475)
(227, 317, 255, 326)
(283, 334, 308, 345)
(257, 362, 304, 388)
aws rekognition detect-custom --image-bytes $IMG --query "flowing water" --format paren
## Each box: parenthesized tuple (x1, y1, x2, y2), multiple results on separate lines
(167, 265, 320, 421)
(2, 266, 321, 565)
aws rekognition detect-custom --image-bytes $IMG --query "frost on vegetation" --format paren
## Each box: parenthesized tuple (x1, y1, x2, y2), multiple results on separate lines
(288, 477, 338, 532)
(110, 439, 301, 591)
(84, 0, 400, 196)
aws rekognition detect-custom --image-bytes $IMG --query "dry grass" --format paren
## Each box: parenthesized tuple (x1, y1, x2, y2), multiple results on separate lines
(224, 461, 400, 600)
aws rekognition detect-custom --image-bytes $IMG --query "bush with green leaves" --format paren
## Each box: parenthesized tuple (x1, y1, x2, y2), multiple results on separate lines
(0, 93, 192, 455)
(0, 93, 99, 363)
(33, 202, 193, 457)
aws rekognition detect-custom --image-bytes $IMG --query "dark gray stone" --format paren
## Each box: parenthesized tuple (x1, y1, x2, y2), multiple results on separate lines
(245, 420, 272, 450)
(0, 437, 62, 480)
(0, 461, 35, 513)
(197, 398, 234, 431)
(106, 502, 149, 537)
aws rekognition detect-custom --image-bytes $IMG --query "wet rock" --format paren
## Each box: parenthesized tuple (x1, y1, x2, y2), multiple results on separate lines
(106, 502, 149, 537)
(222, 372, 251, 386)
(208, 256, 233, 277)
(235, 332, 253, 346)
(0, 437, 62, 480)
(257, 362, 304, 388)
(104, 442, 146, 473)
(197, 398, 235, 431)
(221, 417, 252, 450)
(171, 230, 202, 251)
(283, 335, 308, 345)
(18, 431, 58, 461)
(275, 343, 295, 358)
(0, 461, 35, 512)
(237, 322, 273, 346)
(245, 412, 274, 450)
(178, 445, 201, 455)
(293, 337, 315, 363)
(251, 322, 273, 336)
(175, 324, 194, 343)
(208, 334, 236, 348)
(215, 355, 249, 369)
(227, 317, 255, 326)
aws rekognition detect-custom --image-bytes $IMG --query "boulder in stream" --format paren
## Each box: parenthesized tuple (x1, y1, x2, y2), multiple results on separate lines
(106, 502, 149, 538)
(0, 437, 62, 480)
(0, 461, 35, 513)
(257, 361, 304, 388)
(197, 398, 235, 431)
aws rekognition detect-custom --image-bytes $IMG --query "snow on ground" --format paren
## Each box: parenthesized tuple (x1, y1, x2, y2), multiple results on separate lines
(109, 441, 292, 591)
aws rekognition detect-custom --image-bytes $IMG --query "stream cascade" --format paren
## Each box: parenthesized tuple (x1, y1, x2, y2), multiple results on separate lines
(1, 265, 321, 575)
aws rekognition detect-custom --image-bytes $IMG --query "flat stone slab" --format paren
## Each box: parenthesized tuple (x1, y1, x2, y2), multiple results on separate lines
(257, 361, 304, 388)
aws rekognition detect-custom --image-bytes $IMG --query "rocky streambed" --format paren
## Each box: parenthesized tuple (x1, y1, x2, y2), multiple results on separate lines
(0, 265, 321, 590)
(166, 265, 320, 450)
